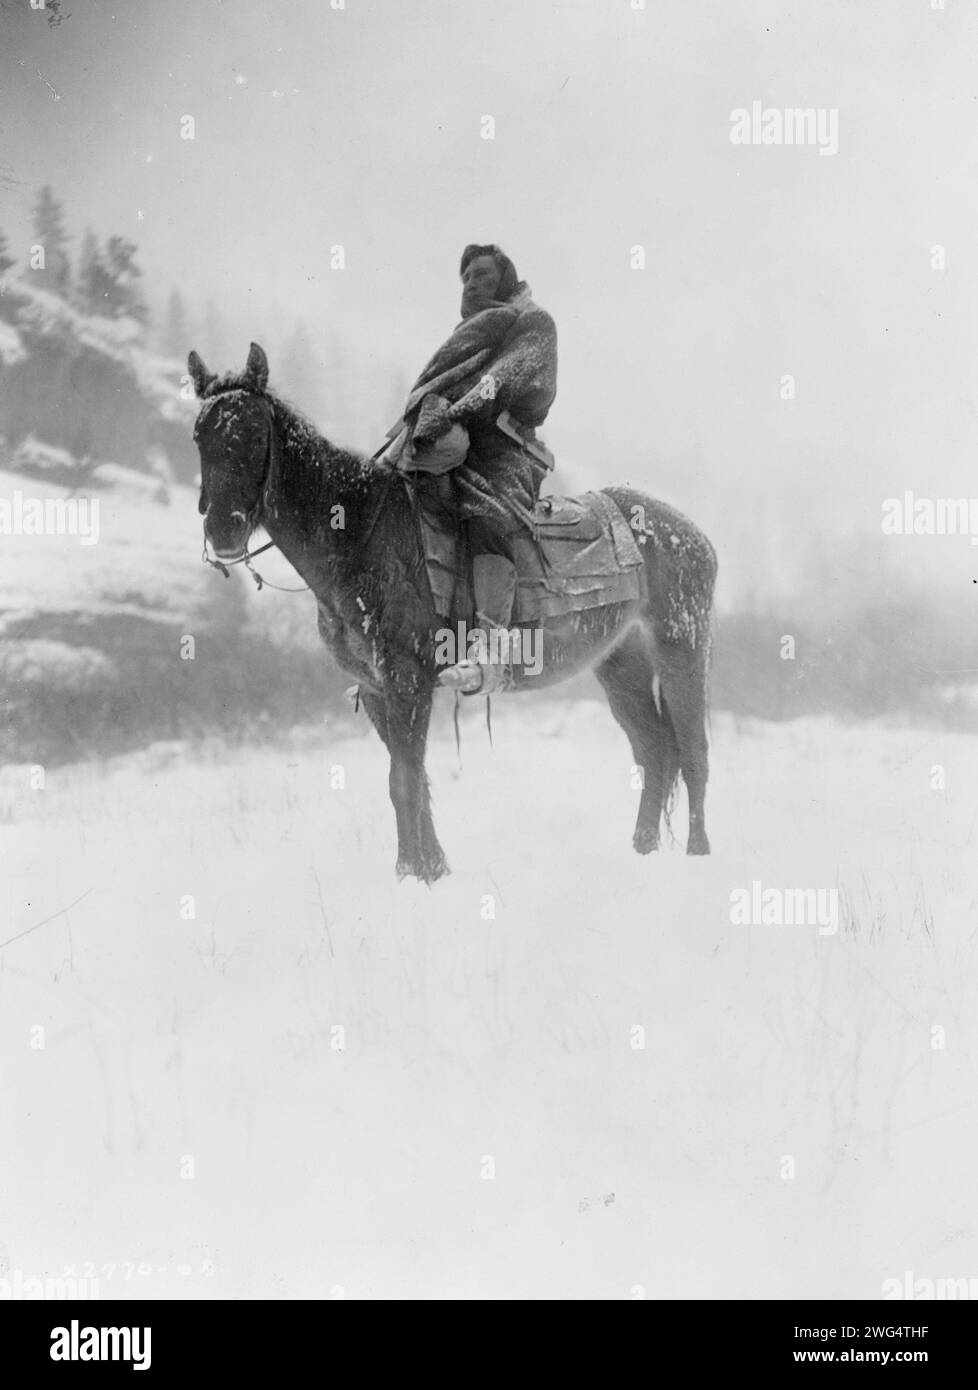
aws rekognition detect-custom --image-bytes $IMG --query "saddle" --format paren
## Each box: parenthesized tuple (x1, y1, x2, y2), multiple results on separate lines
(418, 489, 645, 625)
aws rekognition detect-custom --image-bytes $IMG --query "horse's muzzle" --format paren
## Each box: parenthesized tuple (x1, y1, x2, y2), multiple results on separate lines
(204, 509, 250, 560)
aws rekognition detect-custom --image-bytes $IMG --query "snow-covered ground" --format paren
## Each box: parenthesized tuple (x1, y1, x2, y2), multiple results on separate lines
(1, 702, 976, 1300)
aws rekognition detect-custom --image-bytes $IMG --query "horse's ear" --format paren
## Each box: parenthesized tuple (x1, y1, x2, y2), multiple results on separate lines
(244, 342, 269, 392)
(188, 350, 215, 398)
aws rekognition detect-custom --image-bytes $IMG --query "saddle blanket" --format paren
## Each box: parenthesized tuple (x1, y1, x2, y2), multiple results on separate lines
(421, 489, 645, 623)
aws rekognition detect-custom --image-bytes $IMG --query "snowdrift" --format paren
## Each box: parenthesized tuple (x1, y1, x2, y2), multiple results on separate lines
(1, 705, 975, 1299)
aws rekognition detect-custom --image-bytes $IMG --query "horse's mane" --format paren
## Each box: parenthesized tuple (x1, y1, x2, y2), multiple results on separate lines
(203, 373, 382, 523)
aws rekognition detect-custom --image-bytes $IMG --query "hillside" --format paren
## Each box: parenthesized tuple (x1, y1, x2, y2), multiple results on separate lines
(0, 276, 197, 485)
(0, 469, 350, 763)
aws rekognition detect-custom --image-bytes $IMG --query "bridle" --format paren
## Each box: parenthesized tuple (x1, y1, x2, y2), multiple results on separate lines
(198, 391, 310, 594)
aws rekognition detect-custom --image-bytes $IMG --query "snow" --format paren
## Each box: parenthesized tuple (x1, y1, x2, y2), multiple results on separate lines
(0, 471, 206, 635)
(91, 463, 169, 502)
(1, 704, 976, 1299)
(0, 319, 26, 368)
(7, 281, 195, 431)
(9, 435, 80, 479)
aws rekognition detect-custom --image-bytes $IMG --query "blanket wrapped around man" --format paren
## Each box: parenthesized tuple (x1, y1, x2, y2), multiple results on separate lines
(387, 283, 558, 529)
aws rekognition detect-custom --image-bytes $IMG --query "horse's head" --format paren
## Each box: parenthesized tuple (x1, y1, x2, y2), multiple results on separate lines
(190, 341, 274, 560)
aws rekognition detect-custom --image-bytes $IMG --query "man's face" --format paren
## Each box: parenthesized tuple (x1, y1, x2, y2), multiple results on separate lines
(460, 254, 503, 317)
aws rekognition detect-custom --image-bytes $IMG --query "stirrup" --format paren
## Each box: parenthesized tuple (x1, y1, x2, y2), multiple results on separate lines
(437, 659, 487, 695)
(437, 642, 515, 697)
(438, 659, 513, 697)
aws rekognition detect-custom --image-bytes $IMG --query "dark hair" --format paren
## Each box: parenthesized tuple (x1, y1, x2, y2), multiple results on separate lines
(458, 243, 518, 301)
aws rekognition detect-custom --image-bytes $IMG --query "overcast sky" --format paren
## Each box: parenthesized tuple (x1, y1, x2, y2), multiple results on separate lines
(3, 0, 978, 595)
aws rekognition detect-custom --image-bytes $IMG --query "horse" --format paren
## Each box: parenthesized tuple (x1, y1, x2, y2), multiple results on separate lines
(190, 342, 717, 883)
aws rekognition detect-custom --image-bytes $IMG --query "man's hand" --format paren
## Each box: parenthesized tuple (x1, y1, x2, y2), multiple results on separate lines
(413, 394, 454, 447)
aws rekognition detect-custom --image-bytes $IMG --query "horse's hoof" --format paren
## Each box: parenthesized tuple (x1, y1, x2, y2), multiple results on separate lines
(686, 837, 711, 856)
(396, 855, 450, 883)
(633, 827, 660, 855)
(423, 856, 450, 883)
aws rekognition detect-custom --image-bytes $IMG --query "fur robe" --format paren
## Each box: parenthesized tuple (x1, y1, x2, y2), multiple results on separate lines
(391, 284, 558, 528)
(404, 283, 557, 432)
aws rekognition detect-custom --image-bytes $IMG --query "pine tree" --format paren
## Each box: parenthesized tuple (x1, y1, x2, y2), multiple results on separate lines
(0, 228, 15, 279)
(29, 185, 71, 295)
(0, 227, 22, 325)
(102, 236, 148, 323)
(75, 228, 108, 314)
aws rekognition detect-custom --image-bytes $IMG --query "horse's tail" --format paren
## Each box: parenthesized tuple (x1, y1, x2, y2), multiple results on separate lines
(705, 598, 717, 739)
(657, 590, 714, 846)
(699, 541, 718, 739)
(654, 688, 684, 846)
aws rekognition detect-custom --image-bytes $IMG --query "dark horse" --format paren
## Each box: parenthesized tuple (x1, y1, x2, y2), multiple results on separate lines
(190, 343, 717, 882)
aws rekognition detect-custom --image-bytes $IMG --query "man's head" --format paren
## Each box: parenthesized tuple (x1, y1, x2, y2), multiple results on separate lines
(459, 243, 518, 318)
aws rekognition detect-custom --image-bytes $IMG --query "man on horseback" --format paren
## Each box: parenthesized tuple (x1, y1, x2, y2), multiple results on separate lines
(382, 244, 558, 694)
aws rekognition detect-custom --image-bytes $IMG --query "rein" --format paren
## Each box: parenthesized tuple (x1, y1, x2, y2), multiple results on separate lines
(201, 539, 310, 593)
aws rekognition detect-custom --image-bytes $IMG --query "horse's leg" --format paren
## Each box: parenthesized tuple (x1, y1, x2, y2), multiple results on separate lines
(594, 629, 676, 854)
(413, 708, 447, 875)
(360, 686, 448, 882)
(655, 638, 711, 855)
